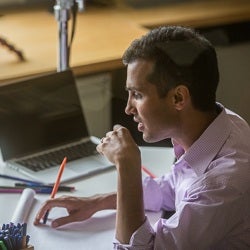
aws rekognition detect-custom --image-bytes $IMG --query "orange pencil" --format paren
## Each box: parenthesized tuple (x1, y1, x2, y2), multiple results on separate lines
(43, 157, 67, 224)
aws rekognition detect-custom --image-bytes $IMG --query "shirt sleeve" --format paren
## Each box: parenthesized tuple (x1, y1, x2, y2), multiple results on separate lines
(143, 173, 176, 212)
(113, 217, 155, 250)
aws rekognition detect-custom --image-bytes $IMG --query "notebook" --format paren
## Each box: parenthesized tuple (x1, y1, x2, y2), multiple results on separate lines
(0, 70, 113, 184)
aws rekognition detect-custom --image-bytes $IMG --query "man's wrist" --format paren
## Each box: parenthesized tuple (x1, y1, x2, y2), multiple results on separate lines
(91, 192, 117, 211)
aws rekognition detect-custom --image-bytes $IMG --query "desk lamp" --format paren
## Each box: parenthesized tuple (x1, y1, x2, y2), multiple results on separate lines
(53, 0, 84, 72)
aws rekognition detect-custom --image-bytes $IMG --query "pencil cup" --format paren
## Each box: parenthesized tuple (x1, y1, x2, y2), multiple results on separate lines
(21, 245, 34, 250)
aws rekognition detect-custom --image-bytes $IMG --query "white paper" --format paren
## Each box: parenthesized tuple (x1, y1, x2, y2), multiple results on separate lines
(11, 188, 36, 224)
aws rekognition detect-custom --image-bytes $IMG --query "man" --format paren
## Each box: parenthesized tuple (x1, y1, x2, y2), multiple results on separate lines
(34, 26, 250, 249)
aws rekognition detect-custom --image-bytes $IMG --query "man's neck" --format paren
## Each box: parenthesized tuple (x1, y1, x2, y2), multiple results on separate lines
(175, 108, 219, 152)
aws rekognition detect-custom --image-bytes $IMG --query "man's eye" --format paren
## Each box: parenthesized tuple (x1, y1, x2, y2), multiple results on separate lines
(133, 92, 142, 99)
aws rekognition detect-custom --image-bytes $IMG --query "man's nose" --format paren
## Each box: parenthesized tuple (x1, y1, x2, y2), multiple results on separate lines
(125, 99, 134, 115)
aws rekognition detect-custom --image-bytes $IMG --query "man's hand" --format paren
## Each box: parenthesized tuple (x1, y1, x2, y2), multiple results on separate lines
(34, 193, 116, 228)
(96, 124, 141, 169)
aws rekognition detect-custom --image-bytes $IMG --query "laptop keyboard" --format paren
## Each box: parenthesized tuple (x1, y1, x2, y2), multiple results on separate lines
(16, 141, 98, 172)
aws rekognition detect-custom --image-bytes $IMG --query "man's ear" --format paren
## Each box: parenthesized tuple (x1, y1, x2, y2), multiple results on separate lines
(173, 85, 190, 110)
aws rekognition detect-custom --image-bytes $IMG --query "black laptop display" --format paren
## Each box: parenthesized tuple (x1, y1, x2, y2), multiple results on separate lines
(0, 70, 112, 184)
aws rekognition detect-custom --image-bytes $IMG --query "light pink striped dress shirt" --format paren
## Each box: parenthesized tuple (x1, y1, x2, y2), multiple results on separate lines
(114, 104, 250, 249)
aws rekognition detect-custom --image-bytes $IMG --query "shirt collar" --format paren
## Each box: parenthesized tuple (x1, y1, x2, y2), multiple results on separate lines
(173, 103, 232, 176)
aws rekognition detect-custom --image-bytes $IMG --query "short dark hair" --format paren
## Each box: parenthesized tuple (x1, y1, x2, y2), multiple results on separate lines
(122, 26, 219, 112)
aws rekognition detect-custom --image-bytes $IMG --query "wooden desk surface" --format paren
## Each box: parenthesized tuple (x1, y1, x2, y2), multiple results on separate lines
(0, 0, 250, 82)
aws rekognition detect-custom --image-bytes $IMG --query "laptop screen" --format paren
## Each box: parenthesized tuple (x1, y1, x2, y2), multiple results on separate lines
(0, 70, 89, 161)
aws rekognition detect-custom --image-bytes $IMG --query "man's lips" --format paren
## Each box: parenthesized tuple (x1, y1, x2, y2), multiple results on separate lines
(133, 116, 140, 123)
(134, 117, 144, 132)
(133, 117, 140, 123)
(138, 122, 144, 132)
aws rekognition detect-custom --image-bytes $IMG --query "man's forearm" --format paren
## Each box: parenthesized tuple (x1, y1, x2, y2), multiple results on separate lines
(115, 162, 145, 244)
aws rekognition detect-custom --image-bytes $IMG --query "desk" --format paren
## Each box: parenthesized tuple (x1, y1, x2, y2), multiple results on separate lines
(0, 0, 250, 82)
(0, 146, 174, 250)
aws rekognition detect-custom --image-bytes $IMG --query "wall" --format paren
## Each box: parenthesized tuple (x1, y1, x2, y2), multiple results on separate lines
(216, 42, 250, 124)
(199, 21, 250, 124)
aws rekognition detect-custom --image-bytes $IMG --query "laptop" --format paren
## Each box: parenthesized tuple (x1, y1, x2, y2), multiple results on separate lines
(0, 70, 113, 184)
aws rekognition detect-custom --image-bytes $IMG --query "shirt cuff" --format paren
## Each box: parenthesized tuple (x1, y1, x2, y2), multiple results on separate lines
(113, 217, 155, 250)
